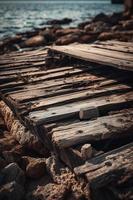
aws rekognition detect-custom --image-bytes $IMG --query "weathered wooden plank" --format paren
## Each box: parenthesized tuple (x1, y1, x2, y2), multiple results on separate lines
(28, 90, 133, 125)
(7, 75, 106, 102)
(50, 45, 133, 71)
(92, 42, 133, 54)
(24, 83, 131, 111)
(1, 72, 94, 94)
(0, 67, 84, 90)
(0, 66, 76, 83)
(0, 67, 40, 76)
(74, 142, 133, 189)
(102, 40, 133, 48)
(72, 44, 133, 61)
(0, 65, 73, 77)
(52, 108, 133, 148)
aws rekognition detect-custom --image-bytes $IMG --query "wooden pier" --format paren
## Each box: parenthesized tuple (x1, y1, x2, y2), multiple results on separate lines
(0, 40, 133, 199)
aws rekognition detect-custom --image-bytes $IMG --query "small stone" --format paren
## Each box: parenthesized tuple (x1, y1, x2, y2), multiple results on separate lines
(79, 106, 99, 120)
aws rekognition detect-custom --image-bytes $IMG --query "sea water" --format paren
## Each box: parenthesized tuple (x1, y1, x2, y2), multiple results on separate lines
(0, 1, 123, 39)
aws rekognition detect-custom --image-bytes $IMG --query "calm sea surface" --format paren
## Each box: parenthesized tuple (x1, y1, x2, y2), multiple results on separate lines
(0, 1, 123, 39)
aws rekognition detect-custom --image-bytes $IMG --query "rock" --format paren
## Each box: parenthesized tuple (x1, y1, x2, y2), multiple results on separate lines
(0, 157, 6, 170)
(39, 28, 55, 43)
(78, 21, 91, 29)
(0, 136, 17, 154)
(2, 144, 24, 164)
(27, 183, 68, 200)
(24, 35, 46, 47)
(98, 32, 114, 41)
(1, 162, 25, 186)
(46, 155, 65, 183)
(122, 19, 133, 30)
(22, 156, 46, 179)
(109, 12, 123, 25)
(111, 24, 124, 31)
(84, 21, 110, 33)
(79, 34, 97, 43)
(98, 31, 133, 42)
(55, 34, 79, 45)
(93, 13, 109, 23)
(3, 35, 22, 46)
(0, 181, 25, 200)
(55, 28, 81, 37)
(46, 18, 72, 25)
(26, 174, 52, 194)
(0, 101, 47, 156)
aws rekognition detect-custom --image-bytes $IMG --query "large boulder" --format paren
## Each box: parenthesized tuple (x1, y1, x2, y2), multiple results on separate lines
(121, 19, 133, 30)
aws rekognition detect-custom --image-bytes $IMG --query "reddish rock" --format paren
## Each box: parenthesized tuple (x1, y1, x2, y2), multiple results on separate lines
(2, 145, 24, 164)
(27, 183, 68, 200)
(55, 34, 79, 45)
(22, 156, 46, 179)
(55, 28, 81, 37)
(46, 18, 72, 25)
(98, 32, 114, 41)
(24, 35, 46, 47)
(84, 21, 110, 33)
(79, 34, 97, 43)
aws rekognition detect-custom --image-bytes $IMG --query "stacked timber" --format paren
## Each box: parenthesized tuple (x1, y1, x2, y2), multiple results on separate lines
(0, 41, 133, 200)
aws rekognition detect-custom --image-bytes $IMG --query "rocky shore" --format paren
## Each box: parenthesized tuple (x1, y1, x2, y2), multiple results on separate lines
(0, 11, 133, 54)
